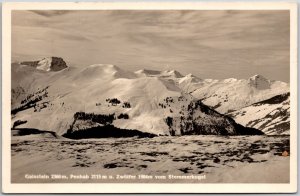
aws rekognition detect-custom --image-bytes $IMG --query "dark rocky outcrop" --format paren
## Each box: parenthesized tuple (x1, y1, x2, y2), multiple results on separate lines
(50, 57, 68, 71)
(164, 100, 264, 136)
(63, 125, 156, 139)
(63, 112, 155, 139)
(11, 128, 57, 138)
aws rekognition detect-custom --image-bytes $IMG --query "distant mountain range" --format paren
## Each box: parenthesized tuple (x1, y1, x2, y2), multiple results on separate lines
(11, 57, 289, 137)
(134, 68, 290, 135)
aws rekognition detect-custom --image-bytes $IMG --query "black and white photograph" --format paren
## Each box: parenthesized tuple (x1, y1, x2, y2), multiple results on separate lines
(2, 2, 298, 193)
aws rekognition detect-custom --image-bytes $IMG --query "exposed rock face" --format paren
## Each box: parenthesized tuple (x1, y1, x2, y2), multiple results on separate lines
(63, 112, 156, 139)
(50, 57, 68, 71)
(164, 99, 264, 136)
(21, 57, 67, 72)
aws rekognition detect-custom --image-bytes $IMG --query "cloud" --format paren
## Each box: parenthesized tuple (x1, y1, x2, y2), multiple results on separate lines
(12, 10, 290, 82)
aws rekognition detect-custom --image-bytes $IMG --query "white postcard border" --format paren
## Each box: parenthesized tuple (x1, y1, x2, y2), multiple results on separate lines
(2, 2, 298, 193)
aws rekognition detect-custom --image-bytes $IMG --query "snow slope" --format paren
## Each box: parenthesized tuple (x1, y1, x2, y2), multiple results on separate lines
(11, 61, 262, 137)
(228, 93, 290, 135)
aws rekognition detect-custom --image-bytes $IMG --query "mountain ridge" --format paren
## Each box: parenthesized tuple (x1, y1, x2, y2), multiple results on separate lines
(11, 60, 265, 137)
(228, 92, 290, 135)
(11, 58, 289, 136)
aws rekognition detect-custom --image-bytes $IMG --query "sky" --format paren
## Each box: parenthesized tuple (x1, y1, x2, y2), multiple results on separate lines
(12, 10, 290, 82)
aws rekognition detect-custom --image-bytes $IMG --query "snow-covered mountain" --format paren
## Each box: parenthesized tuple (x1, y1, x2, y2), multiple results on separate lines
(133, 68, 290, 135)
(135, 70, 289, 114)
(135, 69, 184, 79)
(191, 75, 289, 114)
(20, 57, 68, 72)
(228, 93, 290, 135)
(11, 60, 263, 138)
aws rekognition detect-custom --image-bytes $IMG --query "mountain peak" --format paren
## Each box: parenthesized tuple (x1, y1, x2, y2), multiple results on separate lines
(81, 64, 136, 79)
(180, 73, 201, 83)
(248, 74, 270, 89)
(162, 70, 183, 78)
(249, 74, 267, 80)
(21, 57, 68, 72)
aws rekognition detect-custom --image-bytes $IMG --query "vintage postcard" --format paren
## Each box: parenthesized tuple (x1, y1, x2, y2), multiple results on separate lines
(2, 2, 297, 193)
